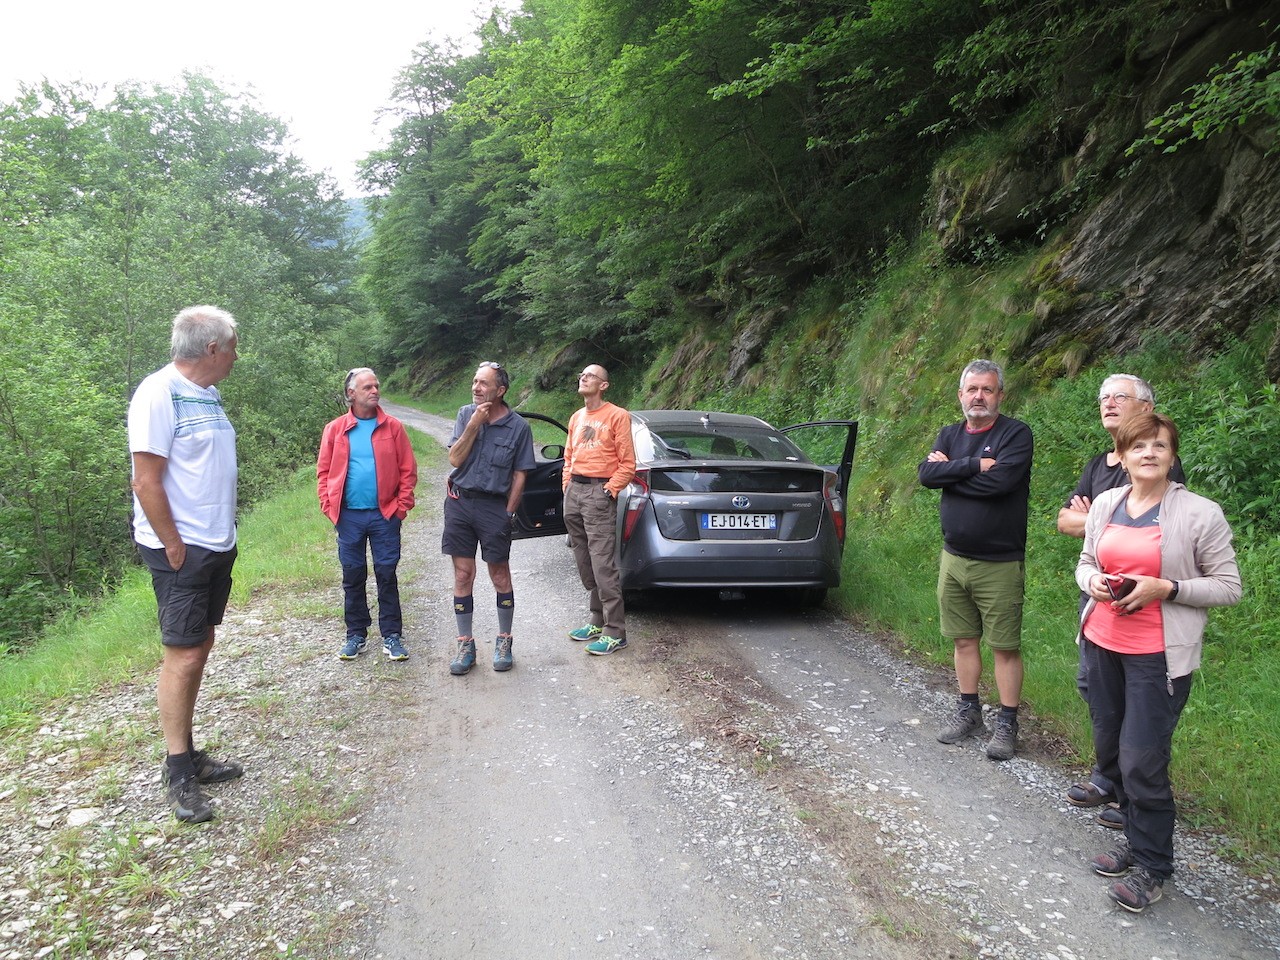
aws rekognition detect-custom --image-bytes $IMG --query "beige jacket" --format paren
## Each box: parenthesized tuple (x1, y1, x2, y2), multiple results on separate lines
(1076, 482, 1242, 678)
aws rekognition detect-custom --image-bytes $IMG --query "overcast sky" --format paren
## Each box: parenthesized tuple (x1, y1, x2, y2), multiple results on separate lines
(2, 1, 510, 196)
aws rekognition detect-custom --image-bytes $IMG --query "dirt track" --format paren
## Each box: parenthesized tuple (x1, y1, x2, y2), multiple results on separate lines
(354, 405, 1279, 960)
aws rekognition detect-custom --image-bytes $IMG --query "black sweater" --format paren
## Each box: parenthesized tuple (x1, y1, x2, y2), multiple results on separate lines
(918, 414, 1034, 562)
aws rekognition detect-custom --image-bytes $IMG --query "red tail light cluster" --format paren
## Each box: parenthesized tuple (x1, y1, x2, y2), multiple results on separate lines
(823, 471, 845, 546)
(622, 470, 650, 542)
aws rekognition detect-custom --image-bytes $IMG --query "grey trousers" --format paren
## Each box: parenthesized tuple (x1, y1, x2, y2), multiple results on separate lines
(563, 482, 625, 639)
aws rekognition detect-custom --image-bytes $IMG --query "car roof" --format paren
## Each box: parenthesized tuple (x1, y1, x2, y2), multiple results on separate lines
(630, 409, 776, 430)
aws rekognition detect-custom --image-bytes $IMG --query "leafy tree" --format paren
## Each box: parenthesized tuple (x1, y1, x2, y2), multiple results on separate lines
(0, 75, 360, 647)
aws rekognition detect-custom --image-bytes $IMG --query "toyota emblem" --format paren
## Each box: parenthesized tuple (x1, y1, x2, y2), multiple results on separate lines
(732, 496, 751, 509)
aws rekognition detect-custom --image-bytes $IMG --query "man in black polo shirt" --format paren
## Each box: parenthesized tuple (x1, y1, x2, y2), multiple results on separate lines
(443, 362, 537, 675)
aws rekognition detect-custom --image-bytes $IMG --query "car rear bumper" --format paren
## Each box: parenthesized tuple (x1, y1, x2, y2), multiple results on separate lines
(618, 544, 841, 590)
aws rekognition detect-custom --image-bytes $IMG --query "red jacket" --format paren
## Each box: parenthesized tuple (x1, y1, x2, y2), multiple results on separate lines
(317, 407, 417, 524)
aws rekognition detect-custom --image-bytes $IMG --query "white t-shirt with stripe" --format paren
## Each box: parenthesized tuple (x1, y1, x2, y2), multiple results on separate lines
(128, 363, 238, 551)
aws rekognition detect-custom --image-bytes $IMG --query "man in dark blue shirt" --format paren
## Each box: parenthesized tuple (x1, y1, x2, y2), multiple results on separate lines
(919, 359, 1034, 761)
(443, 362, 537, 675)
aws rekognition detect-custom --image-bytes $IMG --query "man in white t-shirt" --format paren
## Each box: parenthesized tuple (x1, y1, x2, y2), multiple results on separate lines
(129, 305, 242, 824)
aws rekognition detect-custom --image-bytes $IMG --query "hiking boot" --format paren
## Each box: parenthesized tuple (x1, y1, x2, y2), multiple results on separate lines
(985, 714, 1018, 761)
(585, 635, 627, 656)
(936, 702, 984, 744)
(161, 751, 243, 787)
(382, 634, 409, 661)
(191, 750, 244, 784)
(568, 624, 603, 642)
(168, 776, 214, 824)
(1091, 842, 1134, 877)
(450, 637, 476, 675)
(493, 634, 514, 672)
(337, 633, 368, 660)
(1109, 868, 1163, 913)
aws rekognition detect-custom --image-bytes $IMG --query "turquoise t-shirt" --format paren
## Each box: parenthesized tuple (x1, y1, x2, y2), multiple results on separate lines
(343, 416, 379, 509)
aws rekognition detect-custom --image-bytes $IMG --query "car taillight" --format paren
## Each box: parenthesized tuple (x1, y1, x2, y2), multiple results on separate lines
(823, 471, 845, 545)
(622, 471, 650, 543)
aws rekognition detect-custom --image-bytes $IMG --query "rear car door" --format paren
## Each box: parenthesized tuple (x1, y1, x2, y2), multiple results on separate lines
(778, 420, 859, 501)
(512, 413, 569, 538)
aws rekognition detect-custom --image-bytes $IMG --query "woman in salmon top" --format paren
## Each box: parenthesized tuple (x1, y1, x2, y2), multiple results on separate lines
(1075, 411, 1241, 914)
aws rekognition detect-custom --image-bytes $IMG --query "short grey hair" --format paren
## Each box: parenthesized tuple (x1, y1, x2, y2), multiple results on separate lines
(1099, 373, 1155, 404)
(959, 359, 1004, 391)
(171, 305, 238, 361)
(344, 367, 376, 405)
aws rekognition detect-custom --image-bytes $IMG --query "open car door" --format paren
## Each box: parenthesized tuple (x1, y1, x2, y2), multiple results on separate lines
(512, 413, 570, 539)
(778, 420, 858, 501)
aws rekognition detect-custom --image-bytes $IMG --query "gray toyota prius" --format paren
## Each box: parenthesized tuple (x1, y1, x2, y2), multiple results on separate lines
(513, 410, 857, 607)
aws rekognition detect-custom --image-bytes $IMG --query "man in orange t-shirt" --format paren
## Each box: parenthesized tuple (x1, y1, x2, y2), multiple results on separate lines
(562, 364, 636, 655)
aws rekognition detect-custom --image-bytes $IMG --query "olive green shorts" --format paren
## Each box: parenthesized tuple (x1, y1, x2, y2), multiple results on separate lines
(937, 551, 1025, 651)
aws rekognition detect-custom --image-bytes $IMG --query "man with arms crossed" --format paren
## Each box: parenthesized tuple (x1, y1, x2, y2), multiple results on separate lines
(444, 362, 536, 675)
(563, 364, 636, 656)
(318, 367, 418, 662)
(919, 359, 1034, 761)
(129, 305, 243, 823)
(1058, 373, 1184, 828)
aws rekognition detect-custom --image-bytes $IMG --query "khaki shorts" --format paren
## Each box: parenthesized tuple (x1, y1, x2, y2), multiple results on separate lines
(937, 552, 1025, 651)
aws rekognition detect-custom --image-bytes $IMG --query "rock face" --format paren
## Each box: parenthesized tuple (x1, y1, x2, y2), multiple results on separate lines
(932, 6, 1280, 374)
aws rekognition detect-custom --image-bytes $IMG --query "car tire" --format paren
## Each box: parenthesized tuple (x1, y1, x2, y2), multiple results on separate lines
(791, 587, 828, 609)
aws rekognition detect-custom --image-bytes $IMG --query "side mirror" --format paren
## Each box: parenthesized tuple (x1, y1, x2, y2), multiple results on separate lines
(541, 443, 565, 460)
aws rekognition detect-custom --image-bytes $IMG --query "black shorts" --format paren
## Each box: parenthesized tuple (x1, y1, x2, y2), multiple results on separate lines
(441, 492, 512, 564)
(140, 543, 237, 647)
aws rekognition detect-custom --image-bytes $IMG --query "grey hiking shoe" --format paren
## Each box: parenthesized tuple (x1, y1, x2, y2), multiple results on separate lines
(168, 776, 214, 824)
(1110, 868, 1163, 913)
(985, 714, 1018, 761)
(493, 634, 514, 671)
(937, 702, 984, 744)
(450, 637, 476, 675)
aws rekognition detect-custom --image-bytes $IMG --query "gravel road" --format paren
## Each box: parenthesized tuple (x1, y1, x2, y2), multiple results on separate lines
(358, 405, 1279, 960)
(1, 405, 1274, 960)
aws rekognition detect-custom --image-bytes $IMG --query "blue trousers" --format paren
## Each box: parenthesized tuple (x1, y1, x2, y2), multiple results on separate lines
(336, 508, 403, 637)
(1083, 636, 1192, 879)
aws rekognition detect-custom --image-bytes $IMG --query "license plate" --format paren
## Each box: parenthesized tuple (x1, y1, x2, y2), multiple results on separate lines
(701, 513, 777, 530)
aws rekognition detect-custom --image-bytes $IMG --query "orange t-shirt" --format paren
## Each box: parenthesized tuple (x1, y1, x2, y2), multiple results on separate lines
(563, 402, 636, 497)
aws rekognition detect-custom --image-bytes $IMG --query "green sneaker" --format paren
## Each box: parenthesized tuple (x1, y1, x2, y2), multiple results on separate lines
(586, 636, 627, 656)
(568, 624, 603, 642)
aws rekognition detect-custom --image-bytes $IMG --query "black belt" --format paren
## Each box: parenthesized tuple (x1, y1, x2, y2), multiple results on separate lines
(570, 475, 609, 484)
(455, 486, 505, 500)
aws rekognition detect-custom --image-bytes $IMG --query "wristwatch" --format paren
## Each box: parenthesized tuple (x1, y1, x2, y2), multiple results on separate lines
(1168, 579, 1179, 601)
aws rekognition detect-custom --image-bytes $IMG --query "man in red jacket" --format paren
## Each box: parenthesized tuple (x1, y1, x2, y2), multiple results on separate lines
(317, 368, 418, 661)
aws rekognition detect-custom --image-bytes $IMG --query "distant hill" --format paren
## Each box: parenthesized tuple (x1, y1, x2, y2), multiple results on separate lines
(343, 198, 371, 244)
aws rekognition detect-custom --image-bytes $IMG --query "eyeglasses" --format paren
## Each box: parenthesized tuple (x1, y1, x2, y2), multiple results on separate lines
(578, 372, 602, 381)
(1099, 393, 1135, 404)
(479, 361, 503, 371)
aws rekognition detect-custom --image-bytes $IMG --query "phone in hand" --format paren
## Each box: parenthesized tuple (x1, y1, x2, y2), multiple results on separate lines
(1105, 575, 1137, 601)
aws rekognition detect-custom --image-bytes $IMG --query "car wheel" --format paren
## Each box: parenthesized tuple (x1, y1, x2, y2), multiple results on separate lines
(791, 587, 828, 609)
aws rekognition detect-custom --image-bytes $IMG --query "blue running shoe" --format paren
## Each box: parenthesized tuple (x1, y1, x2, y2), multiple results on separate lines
(383, 634, 409, 661)
(337, 634, 368, 660)
(585, 636, 627, 656)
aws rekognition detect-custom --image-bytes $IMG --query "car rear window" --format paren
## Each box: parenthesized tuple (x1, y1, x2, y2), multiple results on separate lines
(649, 466, 824, 493)
(634, 423, 808, 463)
